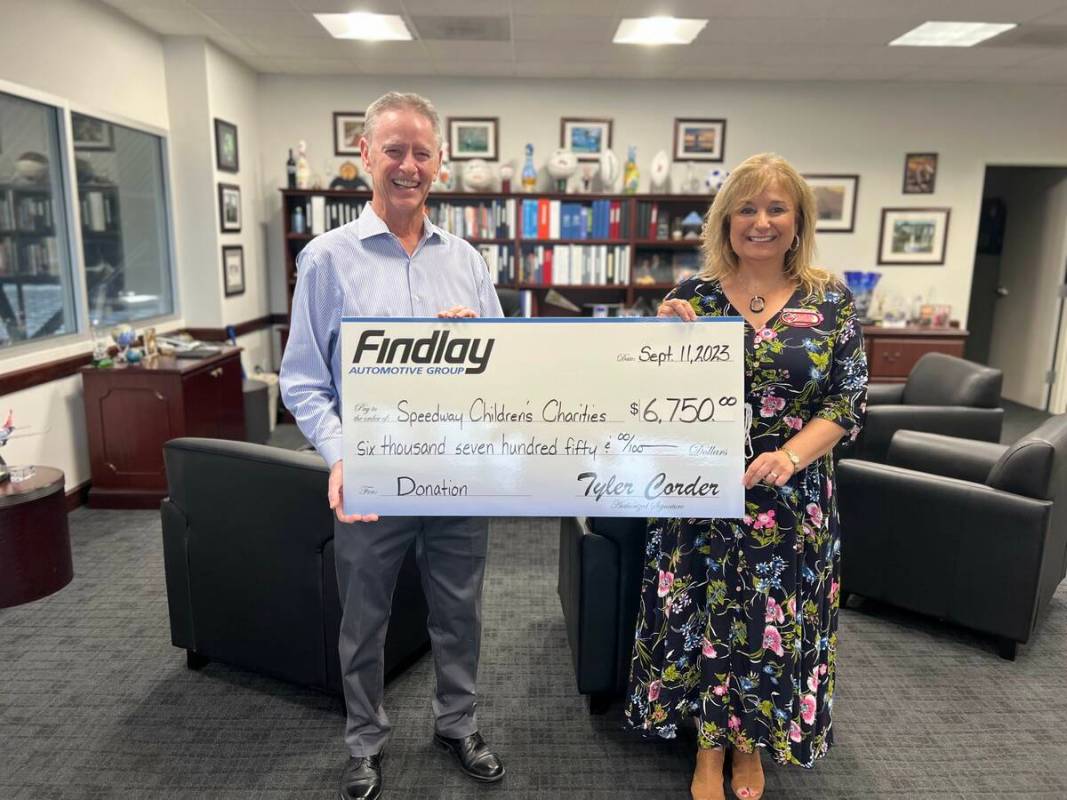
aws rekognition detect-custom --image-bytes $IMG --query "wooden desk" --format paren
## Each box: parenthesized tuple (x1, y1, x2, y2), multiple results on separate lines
(863, 326, 969, 384)
(81, 348, 245, 509)
(0, 466, 72, 608)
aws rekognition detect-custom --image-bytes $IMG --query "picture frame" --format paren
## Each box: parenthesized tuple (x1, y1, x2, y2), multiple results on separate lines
(222, 245, 245, 297)
(333, 111, 365, 156)
(560, 118, 612, 161)
(803, 174, 859, 233)
(877, 207, 950, 265)
(673, 118, 726, 162)
(214, 118, 239, 173)
(902, 152, 937, 194)
(72, 114, 113, 151)
(142, 327, 158, 358)
(447, 117, 498, 161)
(217, 183, 242, 234)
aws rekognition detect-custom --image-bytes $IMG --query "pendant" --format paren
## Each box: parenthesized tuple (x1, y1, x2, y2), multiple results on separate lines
(749, 295, 765, 313)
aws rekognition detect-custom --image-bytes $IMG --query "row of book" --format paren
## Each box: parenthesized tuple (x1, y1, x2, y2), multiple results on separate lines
(0, 236, 59, 276)
(517, 244, 631, 286)
(299, 197, 368, 235)
(520, 199, 629, 240)
(80, 190, 119, 233)
(428, 200, 515, 239)
(636, 202, 703, 241)
(0, 191, 56, 233)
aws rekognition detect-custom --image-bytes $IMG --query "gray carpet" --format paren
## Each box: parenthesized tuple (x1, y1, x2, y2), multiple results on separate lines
(3, 507, 1067, 799)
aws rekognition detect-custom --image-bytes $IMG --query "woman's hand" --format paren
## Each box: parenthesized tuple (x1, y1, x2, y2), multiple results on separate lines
(743, 450, 796, 489)
(658, 298, 696, 321)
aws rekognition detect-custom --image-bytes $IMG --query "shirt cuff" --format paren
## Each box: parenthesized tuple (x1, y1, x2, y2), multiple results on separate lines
(317, 437, 344, 469)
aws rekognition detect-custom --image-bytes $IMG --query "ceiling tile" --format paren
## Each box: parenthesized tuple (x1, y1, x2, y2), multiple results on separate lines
(289, 0, 406, 12)
(402, 0, 503, 13)
(422, 41, 514, 61)
(199, 10, 326, 38)
(243, 36, 425, 59)
(426, 60, 518, 77)
(511, 15, 616, 42)
(120, 6, 227, 36)
(616, 0, 837, 19)
(186, 0, 298, 11)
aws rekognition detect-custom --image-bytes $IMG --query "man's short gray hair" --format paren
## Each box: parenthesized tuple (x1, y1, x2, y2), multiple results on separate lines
(363, 92, 442, 147)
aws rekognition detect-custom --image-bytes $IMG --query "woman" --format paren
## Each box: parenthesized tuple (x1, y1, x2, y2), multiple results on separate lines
(624, 153, 867, 800)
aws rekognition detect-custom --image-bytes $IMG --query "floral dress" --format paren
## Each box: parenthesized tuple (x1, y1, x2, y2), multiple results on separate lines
(624, 277, 868, 768)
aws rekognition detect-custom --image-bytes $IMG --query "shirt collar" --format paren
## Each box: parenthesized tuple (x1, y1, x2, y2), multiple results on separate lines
(356, 203, 442, 246)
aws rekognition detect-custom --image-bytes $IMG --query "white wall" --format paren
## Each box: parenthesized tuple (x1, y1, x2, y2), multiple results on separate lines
(0, 0, 172, 486)
(257, 75, 1067, 327)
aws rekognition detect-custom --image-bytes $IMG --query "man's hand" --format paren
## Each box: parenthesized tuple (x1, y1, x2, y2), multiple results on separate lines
(329, 460, 379, 524)
(438, 306, 477, 318)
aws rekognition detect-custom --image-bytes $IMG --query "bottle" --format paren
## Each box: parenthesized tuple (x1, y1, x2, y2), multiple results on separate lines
(292, 204, 306, 234)
(286, 149, 296, 189)
(623, 146, 639, 195)
(296, 140, 310, 190)
(521, 144, 537, 192)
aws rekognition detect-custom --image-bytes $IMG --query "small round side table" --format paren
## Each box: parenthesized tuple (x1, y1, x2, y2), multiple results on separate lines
(0, 466, 73, 609)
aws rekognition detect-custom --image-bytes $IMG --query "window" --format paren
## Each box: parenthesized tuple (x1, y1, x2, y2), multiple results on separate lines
(72, 112, 174, 326)
(0, 91, 78, 347)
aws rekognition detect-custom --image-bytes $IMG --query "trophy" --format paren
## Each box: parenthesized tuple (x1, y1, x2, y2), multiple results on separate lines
(546, 148, 578, 193)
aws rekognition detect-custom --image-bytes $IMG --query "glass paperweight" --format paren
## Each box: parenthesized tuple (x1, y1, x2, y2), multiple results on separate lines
(8, 465, 36, 483)
(843, 271, 881, 324)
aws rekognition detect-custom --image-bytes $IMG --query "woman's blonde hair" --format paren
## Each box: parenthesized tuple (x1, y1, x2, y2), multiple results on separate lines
(700, 152, 836, 296)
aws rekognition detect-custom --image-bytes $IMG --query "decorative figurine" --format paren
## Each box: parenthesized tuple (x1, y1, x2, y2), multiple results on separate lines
(521, 144, 537, 192)
(295, 141, 310, 189)
(579, 162, 599, 193)
(499, 162, 515, 193)
(680, 211, 703, 239)
(649, 150, 670, 193)
(705, 168, 729, 195)
(546, 148, 578, 193)
(598, 149, 619, 193)
(329, 160, 371, 191)
(622, 146, 639, 194)
(0, 410, 14, 482)
(462, 159, 493, 191)
(682, 161, 701, 194)
(433, 142, 454, 191)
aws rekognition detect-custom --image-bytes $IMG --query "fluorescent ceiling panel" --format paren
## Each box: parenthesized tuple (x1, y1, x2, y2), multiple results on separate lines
(889, 21, 1017, 47)
(314, 12, 413, 41)
(613, 17, 707, 45)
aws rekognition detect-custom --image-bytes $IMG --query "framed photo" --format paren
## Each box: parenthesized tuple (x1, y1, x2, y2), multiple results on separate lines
(673, 118, 726, 162)
(142, 327, 158, 358)
(903, 152, 937, 194)
(448, 117, 498, 161)
(221, 245, 245, 297)
(560, 118, 612, 161)
(214, 118, 239, 173)
(804, 174, 859, 233)
(333, 111, 365, 156)
(217, 183, 241, 233)
(72, 114, 113, 151)
(877, 207, 950, 265)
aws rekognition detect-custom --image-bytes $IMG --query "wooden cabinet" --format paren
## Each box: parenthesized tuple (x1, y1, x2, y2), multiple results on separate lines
(81, 349, 245, 508)
(863, 326, 968, 383)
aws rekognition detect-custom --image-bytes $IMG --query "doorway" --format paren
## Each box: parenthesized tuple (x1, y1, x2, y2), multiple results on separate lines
(965, 166, 1067, 411)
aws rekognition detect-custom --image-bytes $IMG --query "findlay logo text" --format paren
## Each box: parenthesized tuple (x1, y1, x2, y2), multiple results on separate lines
(349, 329, 495, 376)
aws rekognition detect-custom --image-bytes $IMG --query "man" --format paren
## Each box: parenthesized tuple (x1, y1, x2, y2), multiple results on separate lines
(280, 92, 505, 800)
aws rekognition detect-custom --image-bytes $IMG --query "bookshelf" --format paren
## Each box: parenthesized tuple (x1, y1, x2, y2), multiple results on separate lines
(279, 189, 711, 319)
(0, 183, 63, 341)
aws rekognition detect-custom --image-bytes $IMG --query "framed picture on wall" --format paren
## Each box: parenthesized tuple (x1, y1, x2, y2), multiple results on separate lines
(903, 152, 937, 194)
(673, 118, 726, 162)
(448, 117, 498, 161)
(803, 174, 859, 233)
(560, 118, 612, 161)
(214, 118, 239, 173)
(222, 245, 245, 296)
(877, 207, 950, 265)
(333, 111, 365, 156)
(72, 114, 114, 151)
(217, 183, 241, 233)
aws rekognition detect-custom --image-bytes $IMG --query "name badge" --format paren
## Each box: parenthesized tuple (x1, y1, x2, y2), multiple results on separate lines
(780, 308, 823, 328)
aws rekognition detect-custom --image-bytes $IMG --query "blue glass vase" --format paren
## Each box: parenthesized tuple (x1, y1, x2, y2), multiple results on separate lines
(843, 271, 881, 323)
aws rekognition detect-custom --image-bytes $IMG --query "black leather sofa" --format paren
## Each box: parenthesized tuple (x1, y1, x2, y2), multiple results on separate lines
(558, 515, 646, 712)
(853, 352, 1004, 463)
(161, 438, 430, 693)
(838, 415, 1067, 660)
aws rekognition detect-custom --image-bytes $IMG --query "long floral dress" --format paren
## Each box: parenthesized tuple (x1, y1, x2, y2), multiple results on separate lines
(624, 277, 868, 768)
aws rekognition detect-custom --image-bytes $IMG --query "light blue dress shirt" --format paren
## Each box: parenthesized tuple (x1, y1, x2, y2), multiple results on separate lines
(280, 204, 504, 467)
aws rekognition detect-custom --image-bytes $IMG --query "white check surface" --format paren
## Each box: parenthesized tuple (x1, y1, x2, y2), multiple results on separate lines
(342, 318, 744, 518)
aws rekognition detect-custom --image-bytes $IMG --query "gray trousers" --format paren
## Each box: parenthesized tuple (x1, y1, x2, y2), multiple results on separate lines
(334, 515, 488, 757)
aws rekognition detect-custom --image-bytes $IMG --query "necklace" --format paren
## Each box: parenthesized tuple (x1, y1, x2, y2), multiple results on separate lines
(748, 295, 766, 313)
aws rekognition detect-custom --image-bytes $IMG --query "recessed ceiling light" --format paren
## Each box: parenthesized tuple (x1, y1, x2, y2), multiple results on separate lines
(314, 12, 413, 41)
(613, 17, 708, 45)
(889, 21, 1016, 47)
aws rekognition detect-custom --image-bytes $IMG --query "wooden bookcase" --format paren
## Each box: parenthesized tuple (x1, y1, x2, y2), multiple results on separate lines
(0, 183, 62, 342)
(279, 188, 709, 321)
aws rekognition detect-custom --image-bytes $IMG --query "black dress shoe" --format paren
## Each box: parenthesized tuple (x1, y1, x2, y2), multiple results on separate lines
(433, 731, 505, 782)
(338, 753, 383, 800)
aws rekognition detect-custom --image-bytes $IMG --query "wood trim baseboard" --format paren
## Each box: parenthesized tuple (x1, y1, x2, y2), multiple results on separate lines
(185, 314, 289, 342)
(65, 479, 91, 512)
(0, 352, 93, 397)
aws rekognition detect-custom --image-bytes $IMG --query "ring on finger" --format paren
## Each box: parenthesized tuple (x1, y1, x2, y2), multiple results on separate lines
(767, 471, 778, 481)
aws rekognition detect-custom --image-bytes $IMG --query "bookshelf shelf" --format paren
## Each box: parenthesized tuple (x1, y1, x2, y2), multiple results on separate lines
(279, 188, 708, 320)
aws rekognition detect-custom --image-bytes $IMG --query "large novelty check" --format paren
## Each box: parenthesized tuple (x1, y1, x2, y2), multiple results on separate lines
(341, 318, 745, 518)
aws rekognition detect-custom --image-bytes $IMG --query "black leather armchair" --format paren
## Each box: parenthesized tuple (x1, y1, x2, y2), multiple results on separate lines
(853, 352, 1003, 463)
(161, 438, 429, 693)
(837, 415, 1067, 660)
(558, 516, 647, 712)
